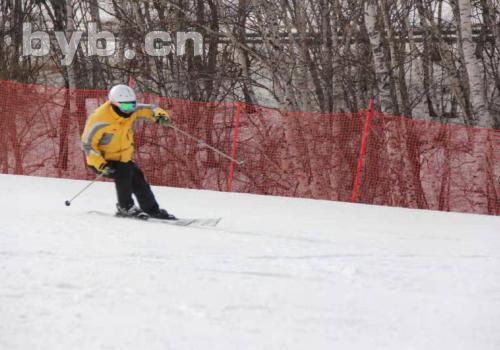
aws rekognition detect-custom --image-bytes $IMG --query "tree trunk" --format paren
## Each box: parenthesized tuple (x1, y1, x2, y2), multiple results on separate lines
(457, 0, 492, 213)
(458, 0, 493, 127)
(236, 0, 258, 106)
(364, 0, 396, 114)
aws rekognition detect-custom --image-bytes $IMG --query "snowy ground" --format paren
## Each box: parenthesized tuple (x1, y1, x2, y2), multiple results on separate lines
(0, 174, 499, 350)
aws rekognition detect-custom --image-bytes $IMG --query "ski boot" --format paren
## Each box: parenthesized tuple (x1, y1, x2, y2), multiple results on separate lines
(116, 204, 149, 220)
(149, 208, 177, 221)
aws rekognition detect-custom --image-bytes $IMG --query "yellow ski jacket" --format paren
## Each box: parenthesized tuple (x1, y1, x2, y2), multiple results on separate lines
(81, 101, 169, 170)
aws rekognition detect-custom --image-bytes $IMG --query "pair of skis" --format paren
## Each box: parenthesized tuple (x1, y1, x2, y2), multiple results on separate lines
(89, 210, 221, 228)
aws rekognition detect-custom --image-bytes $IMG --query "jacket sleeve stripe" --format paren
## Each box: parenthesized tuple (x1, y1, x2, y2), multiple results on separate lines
(82, 122, 109, 155)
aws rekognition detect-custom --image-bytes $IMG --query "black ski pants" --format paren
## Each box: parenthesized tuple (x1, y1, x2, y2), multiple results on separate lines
(106, 161, 160, 214)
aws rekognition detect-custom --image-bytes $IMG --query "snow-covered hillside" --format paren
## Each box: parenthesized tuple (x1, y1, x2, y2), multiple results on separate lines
(0, 174, 499, 350)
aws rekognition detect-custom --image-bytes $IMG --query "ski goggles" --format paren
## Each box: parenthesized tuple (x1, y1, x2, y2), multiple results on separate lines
(117, 101, 137, 112)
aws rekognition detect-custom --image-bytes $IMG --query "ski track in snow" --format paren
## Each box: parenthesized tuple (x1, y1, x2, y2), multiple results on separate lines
(0, 174, 499, 350)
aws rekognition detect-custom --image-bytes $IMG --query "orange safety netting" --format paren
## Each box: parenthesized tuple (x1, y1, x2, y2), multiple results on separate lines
(0, 80, 498, 215)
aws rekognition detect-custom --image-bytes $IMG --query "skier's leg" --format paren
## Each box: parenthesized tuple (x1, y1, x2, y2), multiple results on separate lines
(108, 161, 135, 210)
(130, 162, 160, 214)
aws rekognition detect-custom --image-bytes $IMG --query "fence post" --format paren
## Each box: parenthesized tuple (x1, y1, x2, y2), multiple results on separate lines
(352, 99, 374, 203)
(228, 101, 241, 192)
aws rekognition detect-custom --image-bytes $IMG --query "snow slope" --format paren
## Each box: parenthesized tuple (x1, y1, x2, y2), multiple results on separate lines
(0, 174, 499, 350)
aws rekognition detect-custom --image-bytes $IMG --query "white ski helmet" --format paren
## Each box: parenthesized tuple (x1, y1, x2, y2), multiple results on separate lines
(108, 84, 137, 113)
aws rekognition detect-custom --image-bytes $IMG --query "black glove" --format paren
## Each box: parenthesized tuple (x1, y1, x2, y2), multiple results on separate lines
(154, 107, 172, 126)
(156, 115, 172, 126)
(99, 164, 116, 177)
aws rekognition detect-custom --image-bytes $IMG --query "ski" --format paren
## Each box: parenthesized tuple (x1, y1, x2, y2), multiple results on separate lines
(88, 210, 221, 227)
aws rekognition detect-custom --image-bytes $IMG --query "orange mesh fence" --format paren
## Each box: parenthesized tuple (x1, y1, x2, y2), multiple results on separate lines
(0, 80, 498, 215)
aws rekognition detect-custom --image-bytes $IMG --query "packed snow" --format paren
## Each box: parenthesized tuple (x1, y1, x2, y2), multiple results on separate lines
(0, 174, 499, 350)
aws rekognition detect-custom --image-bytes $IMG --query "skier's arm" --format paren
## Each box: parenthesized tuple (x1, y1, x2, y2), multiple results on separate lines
(81, 121, 108, 171)
(136, 106, 172, 125)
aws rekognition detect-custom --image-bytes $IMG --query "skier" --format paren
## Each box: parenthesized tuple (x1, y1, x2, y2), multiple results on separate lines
(81, 84, 176, 220)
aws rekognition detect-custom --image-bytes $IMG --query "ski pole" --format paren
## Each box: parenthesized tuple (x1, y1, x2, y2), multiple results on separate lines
(136, 103, 244, 165)
(64, 175, 102, 206)
(168, 124, 245, 165)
